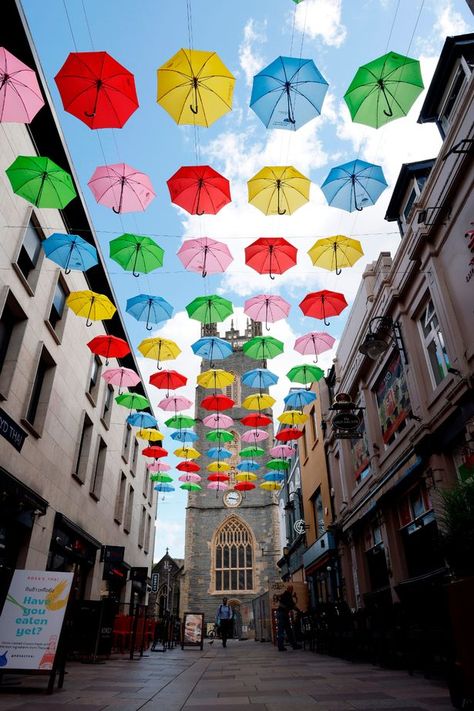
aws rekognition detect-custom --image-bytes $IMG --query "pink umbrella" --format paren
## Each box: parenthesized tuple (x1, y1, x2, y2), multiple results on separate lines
(177, 237, 233, 278)
(241, 429, 269, 443)
(270, 444, 293, 458)
(294, 331, 336, 363)
(88, 163, 155, 214)
(207, 481, 228, 491)
(0, 47, 44, 123)
(244, 294, 291, 331)
(148, 462, 171, 473)
(158, 395, 193, 412)
(178, 472, 201, 483)
(102, 366, 140, 393)
(203, 413, 234, 429)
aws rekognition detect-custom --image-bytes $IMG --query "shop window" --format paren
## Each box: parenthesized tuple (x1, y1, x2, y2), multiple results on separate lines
(144, 514, 152, 554)
(0, 290, 27, 400)
(130, 437, 139, 475)
(214, 517, 254, 592)
(122, 423, 132, 462)
(101, 384, 114, 428)
(311, 489, 325, 540)
(14, 215, 44, 292)
(114, 471, 127, 524)
(374, 351, 411, 447)
(72, 412, 93, 484)
(124, 485, 134, 533)
(418, 298, 450, 388)
(90, 437, 107, 500)
(138, 506, 146, 548)
(23, 344, 56, 436)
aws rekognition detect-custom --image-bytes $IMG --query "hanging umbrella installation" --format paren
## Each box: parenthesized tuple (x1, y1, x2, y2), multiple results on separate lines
(241, 429, 269, 444)
(270, 444, 294, 458)
(245, 237, 297, 280)
(174, 447, 201, 460)
(148, 461, 171, 472)
(242, 393, 276, 411)
(235, 481, 256, 492)
(248, 166, 310, 215)
(192, 337, 233, 368)
(127, 412, 157, 428)
(235, 472, 258, 482)
(207, 461, 231, 473)
(0, 47, 44, 122)
(66, 290, 116, 327)
(176, 460, 200, 473)
(151, 473, 174, 484)
(206, 429, 234, 443)
(178, 472, 201, 483)
(260, 481, 282, 491)
(88, 335, 130, 366)
(236, 461, 260, 472)
(197, 369, 234, 390)
(240, 446, 265, 458)
(287, 364, 324, 386)
(186, 295, 233, 324)
(241, 368, 278, 392)
(42, 233, 98, 274)
(178, 237, 233, 278)
(203, 413, 234, 429)
(241, 413, 272, 428)
(54, 51, 139, 129)
(167, 165, 231, 215)
(115, 392, 150, 411)
(110, 233, 164, 277)
(158, 395, 193, 412)
(138, 337, 181, 370)
(321, 159, 387, 212)
(137, 428, 163, 442)
(284, 389, 317, 411)
(276, 427, 303, 442)
(244, 294, 291, 331)
(264, 471, 285, 482)
(308, 235, 364, 275)
(171, 430, 198, 443)
(102, 367, 140, 393)
(207, 447, 232, 459)
(300, 289, 348, 326)
(278, 410, 308, 426)
(126, 294, 173, 331)
(243, 336, 284, 367)
(294, 331, 335, 362)
(150, 369, 187, 396)
(201, 394, 235, 411)
(88, 163, 155, 213)
(250, 56, 328, 130)
(181, 482, 202, 492)
(165, 414, 195, 430)
(6, 156, 76, 208)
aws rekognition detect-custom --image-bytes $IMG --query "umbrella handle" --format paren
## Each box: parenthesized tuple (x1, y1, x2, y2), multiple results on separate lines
(379, 84, 394, 117)
(277, 183, 286, 215)
(85, 297, 94, 327)
(132, 244, 141, 278)
(146, 301, 154, 331)
(268, 248, 275, 280)
(112, 179, 125, 214)
(190, 80, 199, 114)
(334, 244, 342, 275)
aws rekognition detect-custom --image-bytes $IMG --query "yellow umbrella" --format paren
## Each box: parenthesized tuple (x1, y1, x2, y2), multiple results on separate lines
(235, 472, 258, 482)
(66, 290, 116, 326)
(207, 461, 231, 472)
(174, 447, 201, 459)
(137, 428, 164, 441)
(278, 410, 308, 426)
(138, 337, 181, 370)
(157, 48, 235, 127)
(197, 369, 234, 389)
(242, 393, 276, 411)
(248, 166, 310, 216)
(308, 235, 364, 275)
(260, 481, 282, 492)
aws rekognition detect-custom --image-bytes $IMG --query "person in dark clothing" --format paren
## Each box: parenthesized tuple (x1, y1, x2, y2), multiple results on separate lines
(277, 584, 301, 651)
(215, 597, 233, 648)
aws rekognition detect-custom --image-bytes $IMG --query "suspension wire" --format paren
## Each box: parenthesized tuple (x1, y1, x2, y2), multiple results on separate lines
(62, 0, 78, 51)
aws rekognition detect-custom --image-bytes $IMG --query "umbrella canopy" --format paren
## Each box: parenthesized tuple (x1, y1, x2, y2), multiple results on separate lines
(158, 395, 193, 412)
(294, 331, 335, 362)
(245, 237, 297, 279)
(236, 461, 260, 472)
(242, 393, 276, 411)
(143, 445, 168, 459)
(207, 461, 231, 473)
(248, 166, 310, 216)
(260, 481, 282, 491)
(201, 394, 235, 412)
(186, 295, 233, 324)
(102, 367, 140, 392)
(0, 47, 44, 122)
(208, 473, 230, 483)
(235, 481, 256, 492)
(110, 233, 164, 277)
(178, 473, 201, 483)
(178, 237, 233, 278)
(192, 337, 233, 367)
(180, 482, 202, 492)
(149, 369, 187, 395)
(139, 337, 181, 370)
(270, 444, 293, 458)
(115, 392, 149, 411)
(127, 412, 157, 428)
(154, 483, 175, 493)
(87, 335, 130, 365)
(276, 427, 303, 442)
(42, 233, 98, 274)
(300, 290, 348, 326)
(241, 413, 272, 428)
(157, 48, 235, 127)
(148, 461, 171, 472)
(176, 460, 201, 473)
(308, 235, 364, 275)
(174, 447, 201, 459)
(241, 368, 278, 391)
(244, 294, 291, 331)
(203, 413, 234, 429)
(197, 369, 234, 390)
(171, 430, 199, 443)
(66, 290, 116, 327)
(207, 481, 228, 491)
(88, 163, 155, 213)
(264, 471, 285, 482)
(344, 52, 424, 129)
(137, 428, 163, 442)
(151, 473, 173, 483)
(165, 414, 195, 429)
(250, 55, 328, 130)
(241, 429, 269, 443)
(278, 410, 308, 426)
(240, 446, 265, 458)
(207, 447, 232, 459)
(167, 165, 231, 215)
(6, 155, 76, 208)
(267, 458, 290, 471)
(243, 336, 284, 365)
(206, 429, 235, 443)
(321, 159, 387, 212)
(287, 364, 324, 385)
(235, 472, 258, 482)
(126, 294, 174, 331)
(54, 51, 138, 129)
(284, 389, 317, 410)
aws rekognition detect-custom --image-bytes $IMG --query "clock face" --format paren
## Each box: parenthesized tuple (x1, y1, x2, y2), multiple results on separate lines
(223, 490, 242, 508)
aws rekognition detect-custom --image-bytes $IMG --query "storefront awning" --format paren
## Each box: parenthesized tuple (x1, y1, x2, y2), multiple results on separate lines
(0, 466, 48, 514)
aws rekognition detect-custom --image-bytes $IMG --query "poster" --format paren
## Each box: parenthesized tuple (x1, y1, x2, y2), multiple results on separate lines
(351, 415, 370, 480)
(269, 580, 309, 612)
(0, 570, 73, 670)
(375, 352, 411, 444)
(181, 612, 204, 649)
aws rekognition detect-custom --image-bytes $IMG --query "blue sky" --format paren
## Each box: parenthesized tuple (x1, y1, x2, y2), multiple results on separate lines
(22, 0, 473, 561)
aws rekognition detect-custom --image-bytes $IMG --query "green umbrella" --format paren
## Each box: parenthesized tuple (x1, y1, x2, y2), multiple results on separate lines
(206, 429, 235, 443)
(243, 336, 284, 366)
(186, 295, 233, 324)
(287, 364, 324, 384)
(165, 414, 195, 429)
(6, 155, 76, 208)
(110, 233, 164, 277)
(150, 473, 173, 483)
(344, 52, 424, 129)
(115, 392, 150, 410)
(180, 482, 202, 491)
(240, 446, 265, 458)
(267, 458, 290, 471)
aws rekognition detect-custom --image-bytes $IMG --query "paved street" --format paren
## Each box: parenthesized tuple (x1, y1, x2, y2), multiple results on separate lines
(0, 640, 452, 711)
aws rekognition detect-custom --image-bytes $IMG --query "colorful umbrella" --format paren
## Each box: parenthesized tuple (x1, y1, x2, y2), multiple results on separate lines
(178, 473, 201, 483)
(267, 458, 290, 471)
(165, 414, 195, 429)
(177, 460, 200, 473)
(66, 290, 116, 327)
(87, 335, 130, 366)
(287, 364, 324, 386)
(243, 336, 284, 366)
(150, 369, 187, 396)
(206, 429, 234, 443)
(260, 481, 282, 491)
(207, 481, 228, 491)
(276, 427, 303, 442)
(207, 461, 231, 472)
(167, 165, 231, 215)
(110, 233, 164, 277)
(0, 47, 44, 122)
(88, 163, 155, 213)
(241, 368, 278, 391)
(236, 461, 260, 472)
(240, 446, 265, 458)
(203, 413, 234, 429)
(154, 483, 175, 493)
(344, 52, 424, 129)
(158, 395, 193, 412)
(241, 413, 272, 428)
(42, 233, 98, 274)
(235, 472, 258, 482)
(242, 393, 276, 411)
(201, 394, 235, 411)
(284, 389, 317, 410)
(248, 166, 310, 215)
(180, 482, 202, 492)
(54, 51, 138, 129)
(270, 444, 293, 458)
(115, 392, 149, 411)
(278, 410, 308, 426)
(144, 446, 168, 460)
(178, 237, 233, 278)
(138, 429, 163, 442)
(171, 430, 199, 443)
(207, 447, 232, 459)
(157, 48, 235, 127)
(235, 481, 256, 492)
(197, 369, 234, 390)
(264, 471, 285, 482)
(148, 461, 171, 472)
(192, 337, 233, 366)
(138, 337, 181, 370)
(241, 429, 269, 443)
(126, 294, 173, 331)
(308, 235, 363, 275)
(250, 56, 328, 130)
(245, 237, 297, 279)
(294, 331, 335, 362)
(321, 159, 387, 212)
(299, 290, 348, 326)
(102, 366, 141, 393)
(244, 294, 291, 331)
(6, 156, 76, 208)
(186, 294, 233, 324)
(151, 473, 174, 483)
(127, 412, 157, 428)
(174, 447, 201, 459)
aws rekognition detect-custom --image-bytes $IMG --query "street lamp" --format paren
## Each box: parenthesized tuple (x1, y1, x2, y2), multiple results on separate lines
(359, 316, 408, 364)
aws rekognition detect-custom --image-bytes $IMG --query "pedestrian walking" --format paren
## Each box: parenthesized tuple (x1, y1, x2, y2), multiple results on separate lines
(276, 584, 301, 651)
(215, 597, 234, 648)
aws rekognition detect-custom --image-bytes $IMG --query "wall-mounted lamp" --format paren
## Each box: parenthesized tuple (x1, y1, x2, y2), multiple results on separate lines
(359, 316, 408, 364)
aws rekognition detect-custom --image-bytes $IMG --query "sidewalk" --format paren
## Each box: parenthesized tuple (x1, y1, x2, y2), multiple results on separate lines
(0, 639, 452, 711)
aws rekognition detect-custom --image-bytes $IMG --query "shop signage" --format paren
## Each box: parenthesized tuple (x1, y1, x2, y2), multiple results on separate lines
(0, 570, 73, 670)
(102, 546, 125, 581)
(181, 612, 204, 649)
(151, 572, 159, 592)
(0, 408, 28, 452)
(333, 412, 360, 430)
(336, 431, 363, 439)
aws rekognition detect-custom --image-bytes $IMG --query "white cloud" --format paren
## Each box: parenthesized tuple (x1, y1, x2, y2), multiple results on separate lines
(434, 2, 471, 38)
(238, 19, 267, 87)
(295, 0, 347, 48)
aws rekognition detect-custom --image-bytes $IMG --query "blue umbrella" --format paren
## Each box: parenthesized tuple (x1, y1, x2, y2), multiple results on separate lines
(42, 233, 98, 274)
(126, 294, 174, 331)
(191, 336, 233, 367)
(242, 368, 279, 390)
(171, 430, 198, 443)
(127, 412, 157, 428)
(250, 56, 328, 131)
(154, 483, 175, 493)
(284, 389, 317, 410)
(237, 460, 260, 472)
(207, 447, 232, 459)
(321, 159, 387, 212)
(264, 471, 285, 482)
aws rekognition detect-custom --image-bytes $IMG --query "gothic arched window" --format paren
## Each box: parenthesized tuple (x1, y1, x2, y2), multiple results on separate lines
(214, 517, 254, 592)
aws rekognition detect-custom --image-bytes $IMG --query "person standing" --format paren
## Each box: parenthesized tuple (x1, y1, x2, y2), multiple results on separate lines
(276, 584, 301, 651)
(215, 597, 233, 648)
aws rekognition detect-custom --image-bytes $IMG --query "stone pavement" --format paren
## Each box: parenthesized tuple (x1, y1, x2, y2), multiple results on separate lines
(0, 640, 452, 711)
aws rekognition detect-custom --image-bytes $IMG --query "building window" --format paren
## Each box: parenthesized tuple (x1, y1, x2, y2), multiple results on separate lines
(114, 471, 127, 524)
(375, 351, 411, 446)
(23, 344, 56, 435)
(124, 485, 134, 533)
(309, 407, 317, 443)
(364, 520, 390, 592)
(138, 506, 146, 548)
(0, 290, 27, 399)
(398, 484, 441, 577)
(225, 372, 241, 406)
(418, 298, 450, 388)
(214, 517, 254, 592)
(301, 426, 308, 459)
(311, 489, 325, 539)
(87, 355, 102, 404)
(143, 466, 149, 497)
(351, 407, 371, 483)
(439, 61, 471, 137)
(144, 514, 152, 554)
(72, 412, 93, 484)
(122, 423, 132, 461)
(90, 437, 107, 500)
(101, 384, 114, 428)
(15, 216, 44, 288)
(47, 277, 68, 336)
(131, 437, 139, 475)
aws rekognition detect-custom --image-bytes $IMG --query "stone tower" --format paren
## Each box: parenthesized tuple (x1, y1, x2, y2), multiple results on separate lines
(181, 320, 281, 636)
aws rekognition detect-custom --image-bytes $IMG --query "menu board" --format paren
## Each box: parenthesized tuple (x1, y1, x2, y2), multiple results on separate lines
(181, 612, 204, 650)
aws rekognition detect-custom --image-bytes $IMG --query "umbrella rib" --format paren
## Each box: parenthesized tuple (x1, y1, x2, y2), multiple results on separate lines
(197, 82, 233, 111)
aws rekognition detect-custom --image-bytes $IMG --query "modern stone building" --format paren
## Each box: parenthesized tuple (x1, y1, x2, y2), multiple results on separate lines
(181, 321, 281, 636)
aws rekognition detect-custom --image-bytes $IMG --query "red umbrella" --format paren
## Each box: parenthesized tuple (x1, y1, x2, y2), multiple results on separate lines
(87, 335, 130, 365)
(142, 445, 168, 458)
(150, 370, 187, 397)
(208, 472, 230, 482)
(241, 413, 272, 428)
(177, 461, 200, 473)
(167, 165, 231, 215)
(245, 237, 297, 280)
(54, 51, 139, 129)
(299, 289, 348, 326)
(201, 394, 235, 412)
(276, 428, 303, 442)
(235, 481, 256, 492)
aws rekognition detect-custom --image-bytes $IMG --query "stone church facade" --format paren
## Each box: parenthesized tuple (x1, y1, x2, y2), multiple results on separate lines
(181, 321, 281, 636)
